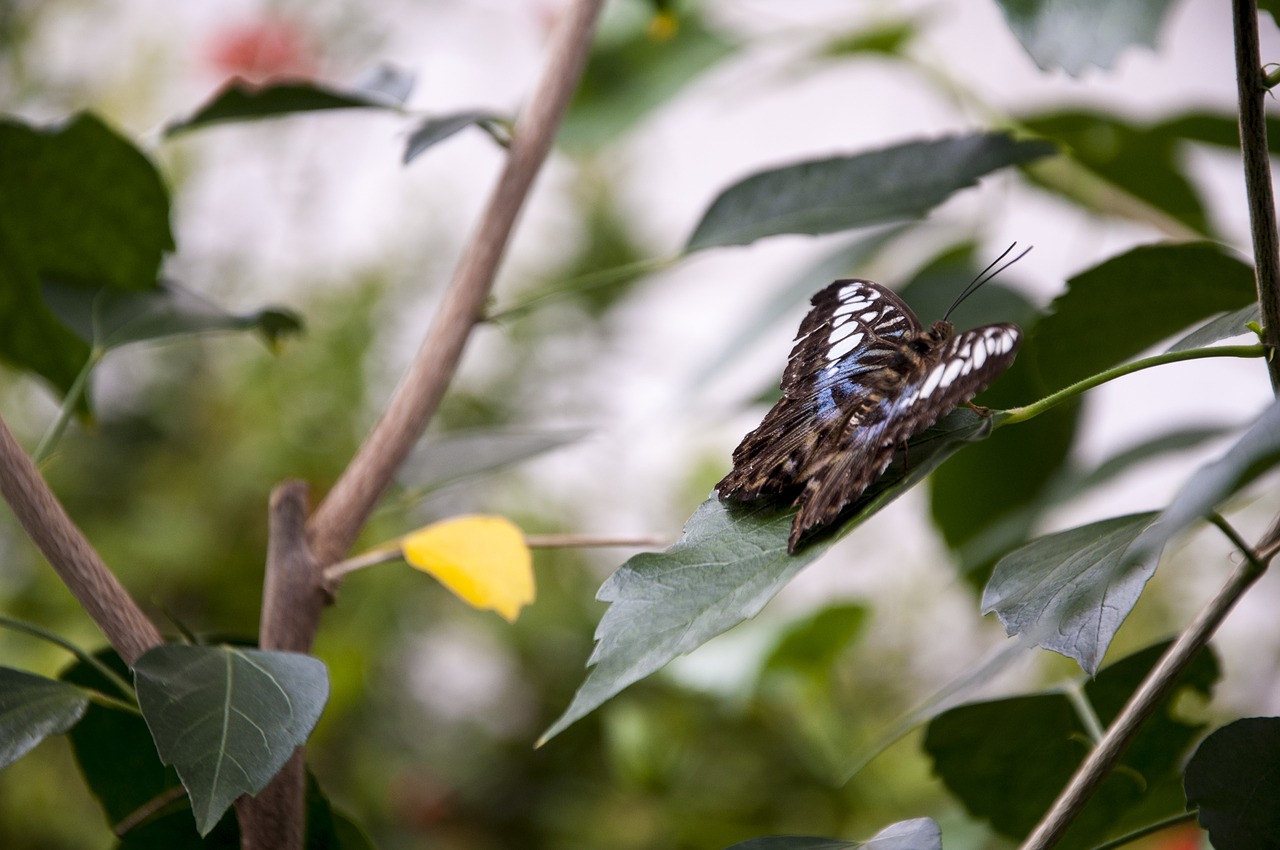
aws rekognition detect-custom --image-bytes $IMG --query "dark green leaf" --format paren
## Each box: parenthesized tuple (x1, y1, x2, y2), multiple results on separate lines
(1031, 242, 1256, 391)
(925, 642, 1217, 848)
(1167, 304, 1260, 352)
(560, 9, 736, 152)
(134, 645, 329, 836)
(1126, 398, 1280, 569)
(726, 818, 940, 850)
(686, 133, 1056, 251)
(62, 650, 181, 831)
(1262, 0, 1280, 26)
(542, 410, 994, 743)
(982, 513, 1159, 674)
(0, 113, 173, 401)
(993, 0, 1177, 75)
(41, 280, 302, 351)
(1185, 717, 1280, 850)
(403, 110, 508, 163)
(165, 68, 413, 136)
(0, 667, 89, 769)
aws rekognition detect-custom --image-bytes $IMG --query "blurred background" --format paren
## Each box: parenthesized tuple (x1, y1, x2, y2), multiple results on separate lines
(1, 0, 1279, 847)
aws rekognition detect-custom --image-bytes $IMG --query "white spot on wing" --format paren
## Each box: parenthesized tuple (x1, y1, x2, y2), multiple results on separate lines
(828, 324, 858, 345)
(860, 310, 879, 323)
(920, 364, 946, 397)
(828, 332, 863, 361)
(941, 358, 964, 387)
(973, 343, 987, 368)
(833, 299, 870, 317)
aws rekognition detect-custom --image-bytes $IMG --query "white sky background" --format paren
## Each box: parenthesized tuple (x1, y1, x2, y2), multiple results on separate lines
(11, 0, 1280, 716)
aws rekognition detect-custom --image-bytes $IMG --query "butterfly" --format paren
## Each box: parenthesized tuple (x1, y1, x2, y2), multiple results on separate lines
(716, 251, 1026, 553)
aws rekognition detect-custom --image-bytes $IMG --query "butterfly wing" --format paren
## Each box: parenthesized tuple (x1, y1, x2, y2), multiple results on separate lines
(716, 279, 923, 502)
(788, 322, 1022, 550)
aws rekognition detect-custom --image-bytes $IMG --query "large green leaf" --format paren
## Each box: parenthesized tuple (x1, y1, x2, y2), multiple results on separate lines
(1031, 242, 1256, 392)
(41, 280, 302, 351)
(982, 512, 1160, 674)
(62, 650, 183, 832)
(134, 645, 329, 836)
(1167, 304, 1260, 353)
(0, 113, 173, 400)
(165, 66, 413, 136)
(725, 818, 941, 850)
(925, 642, 1218, 848)
(685, 133, 1056, 252)
(993, 0, 1177, 75)
(0, 667, 90, 769)
(1126, 397, 1280, 569)
(1184, 717, 1280, 850)
(541, 409, 996, 743)
(560, 7, 736, 152)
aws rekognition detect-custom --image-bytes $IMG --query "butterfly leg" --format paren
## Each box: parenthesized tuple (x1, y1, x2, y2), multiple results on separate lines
(965, 400, 992, 416)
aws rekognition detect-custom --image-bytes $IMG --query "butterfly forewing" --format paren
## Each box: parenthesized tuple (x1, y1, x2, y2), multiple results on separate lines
(716, 278, 1021, 553)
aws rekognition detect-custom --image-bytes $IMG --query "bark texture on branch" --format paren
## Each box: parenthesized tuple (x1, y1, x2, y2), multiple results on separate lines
(307, 0, 607, 566)
(0, 414, 162, 664)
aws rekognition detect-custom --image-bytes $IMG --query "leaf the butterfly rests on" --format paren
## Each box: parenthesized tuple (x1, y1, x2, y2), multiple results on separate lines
(716, 279, 1021, 552)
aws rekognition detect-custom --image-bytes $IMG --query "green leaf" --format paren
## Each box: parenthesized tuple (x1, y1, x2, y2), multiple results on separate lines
(925, 642, 1217, 848)
(0, 667, 90, 769)
(725, 818, 941, 850)
(1126, 398, 1280, 569)
(133, 645, 330, 836)
(982, 513, 1160, 675)
(165, 67, 413, 136)
(62, 650, 181, 831)
(685, 133, 1056, 251)
(560, 8, 736, 152)
(1167, 303, 1260, 353)
(1263, 0, 1280, 26)
(0, 113, 173, 401)
(403, 110, 508, 163)
(761, 604, 868, 678)
(542, 409, 995, 743)
(1184, 717, 1280, 850)
(817, 19, 918, 59)
(41, 279, 302, 351)
(1031, 242, 1256, 391)
(993, 0, 1177, 75)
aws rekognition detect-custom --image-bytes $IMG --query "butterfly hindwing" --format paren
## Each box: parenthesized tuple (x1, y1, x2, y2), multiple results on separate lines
(716, 278, 1022, 553)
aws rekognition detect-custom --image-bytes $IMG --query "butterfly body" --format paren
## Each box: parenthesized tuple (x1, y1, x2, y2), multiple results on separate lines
(716, 279, 1021, 552)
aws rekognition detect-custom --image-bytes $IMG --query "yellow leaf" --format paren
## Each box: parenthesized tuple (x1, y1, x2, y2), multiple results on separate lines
(400, 515, 534, 622)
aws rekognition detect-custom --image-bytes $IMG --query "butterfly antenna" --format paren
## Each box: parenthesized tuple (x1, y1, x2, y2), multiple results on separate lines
(942, 242, 1033, 322)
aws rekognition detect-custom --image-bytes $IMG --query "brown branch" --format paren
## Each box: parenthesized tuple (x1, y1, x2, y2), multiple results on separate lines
(1019, 526, 1273, 850)
(0, 414, 162, 664)
(236, 481, 329, 850)
(307, 0, 607, 566)
(1233, 0, 1280, 393)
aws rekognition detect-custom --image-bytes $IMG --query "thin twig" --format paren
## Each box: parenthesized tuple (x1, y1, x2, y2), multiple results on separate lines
(0, 414, 162, 664)
(1233, 0, 1280, 393)
(1019, 517, 1272, 850)
(307, 0, 607, 566)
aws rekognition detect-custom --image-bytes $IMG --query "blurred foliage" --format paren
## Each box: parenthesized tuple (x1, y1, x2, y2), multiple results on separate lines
(0, 1, 1274, 848)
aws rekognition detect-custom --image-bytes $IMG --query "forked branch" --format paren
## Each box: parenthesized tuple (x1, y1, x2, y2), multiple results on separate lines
(307, 0, 607, 566)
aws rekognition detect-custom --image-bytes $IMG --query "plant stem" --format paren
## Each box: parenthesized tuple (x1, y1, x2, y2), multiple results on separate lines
(1232, 0, 1280, 393)
(1087, 811, 1198, 850)
(0, 614, 136, 699)
(1018, 521, 1272, 850)
(33, 348, 101, 465)
(1000, 345, 1266, 426)
(307, 0, 607, 567)
(0, 414, 162, 665)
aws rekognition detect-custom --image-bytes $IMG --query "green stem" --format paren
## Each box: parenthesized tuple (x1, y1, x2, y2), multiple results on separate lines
(1208, 513, 1268, 577)
(485, 255, 679, 322)
(1088, 811, 1199, 850)
(1063, 681, 1105, 743)
(1000, 345, 1267, 426)
(0, 614, 136, 700)
(33, 348, 102, 465)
